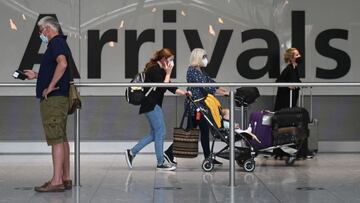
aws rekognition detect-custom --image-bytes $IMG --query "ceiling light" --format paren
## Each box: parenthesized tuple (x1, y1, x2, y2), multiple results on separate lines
(119, 20, 124, 29)
(218, 17, 224, 24)
(9, 19, 17, 31)
(181, 10, 186, 16)
(209, 25, 215, 36)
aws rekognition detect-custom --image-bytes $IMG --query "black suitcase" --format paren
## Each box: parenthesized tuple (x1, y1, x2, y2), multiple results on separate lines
(272, 126, 308, 145)
(272, 107, 310, 129)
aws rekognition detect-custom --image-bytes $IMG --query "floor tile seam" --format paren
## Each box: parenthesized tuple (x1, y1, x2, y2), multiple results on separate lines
(323, 188, 347, 203)
(254, 173, 282, 203)
(152, 168, 158, 203)
(89, 155, 115, 202)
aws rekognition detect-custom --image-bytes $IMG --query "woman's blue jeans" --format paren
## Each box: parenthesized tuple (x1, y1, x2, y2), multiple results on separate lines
(131, 105, 165, 165)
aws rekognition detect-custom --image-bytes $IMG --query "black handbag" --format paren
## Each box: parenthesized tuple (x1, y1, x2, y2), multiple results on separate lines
(235, 87, 260, 106)
(172, 102, 200, 158)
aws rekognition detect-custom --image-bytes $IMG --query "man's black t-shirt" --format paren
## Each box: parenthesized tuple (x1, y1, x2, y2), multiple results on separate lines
(36, 35, 71, 99)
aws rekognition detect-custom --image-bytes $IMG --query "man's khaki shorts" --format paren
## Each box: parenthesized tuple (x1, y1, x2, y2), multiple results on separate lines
(40, 96, 69, 146)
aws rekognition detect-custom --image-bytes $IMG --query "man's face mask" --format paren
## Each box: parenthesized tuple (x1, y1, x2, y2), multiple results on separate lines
(39, 27, 48, 44)
(39, 33, 48, 44)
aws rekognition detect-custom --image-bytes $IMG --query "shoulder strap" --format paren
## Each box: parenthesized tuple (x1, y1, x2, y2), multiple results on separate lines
(179, 100, 191, 129)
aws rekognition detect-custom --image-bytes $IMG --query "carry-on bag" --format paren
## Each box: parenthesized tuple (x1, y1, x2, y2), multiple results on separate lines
(279, 88, 318, 156)
(304, 87, 319, 152)
(307, 118, 319, 154)
(272, 126, 308, 146)
(249, 111, 274, 149)
(272, 107, 310, 129)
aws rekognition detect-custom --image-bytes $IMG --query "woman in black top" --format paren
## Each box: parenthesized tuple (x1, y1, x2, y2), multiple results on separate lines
(273, 48, 313, 159)
(274, 48, 302, 111)
(125, 48, 189, 171)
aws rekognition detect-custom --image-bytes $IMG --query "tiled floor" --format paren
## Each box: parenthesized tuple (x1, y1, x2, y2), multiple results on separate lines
(1, 153, 360, 203)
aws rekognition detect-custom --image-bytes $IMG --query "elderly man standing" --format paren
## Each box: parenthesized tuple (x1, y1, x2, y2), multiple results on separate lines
(24, 16, 72, 192)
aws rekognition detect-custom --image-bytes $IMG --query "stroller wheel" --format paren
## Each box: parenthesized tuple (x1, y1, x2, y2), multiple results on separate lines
(243, 159, 255, 172)
(202, 159, 214, 172)
(285, 156, 296, 166)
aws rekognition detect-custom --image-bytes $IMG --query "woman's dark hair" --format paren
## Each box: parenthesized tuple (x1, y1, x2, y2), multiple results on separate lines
(144, 48, 175, 72)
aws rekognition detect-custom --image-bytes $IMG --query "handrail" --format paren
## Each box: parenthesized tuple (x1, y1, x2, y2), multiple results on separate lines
(1, 82, 360, 87)
(1, 82, 360, 188)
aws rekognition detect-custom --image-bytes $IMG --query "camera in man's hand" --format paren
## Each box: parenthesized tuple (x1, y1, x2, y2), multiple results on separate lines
(12, 69, 27, 80)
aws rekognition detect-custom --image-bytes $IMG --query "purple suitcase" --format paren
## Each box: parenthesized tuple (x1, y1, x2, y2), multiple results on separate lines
(249, 111, 273, 149)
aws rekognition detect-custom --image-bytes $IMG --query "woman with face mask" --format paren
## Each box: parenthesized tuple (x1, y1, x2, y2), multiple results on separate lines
(125, 48, 190, 171)
(164, 48, 228, 166)
(274, 48, 303, 111)
(273, 48, 312, 159)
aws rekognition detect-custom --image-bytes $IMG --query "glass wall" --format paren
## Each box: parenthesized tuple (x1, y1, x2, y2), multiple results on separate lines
(0, 0, 359, 143)
(1, 0, 359, 95)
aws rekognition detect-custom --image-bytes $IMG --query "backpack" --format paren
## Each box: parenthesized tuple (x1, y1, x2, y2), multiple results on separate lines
(125, 72, 154, 105)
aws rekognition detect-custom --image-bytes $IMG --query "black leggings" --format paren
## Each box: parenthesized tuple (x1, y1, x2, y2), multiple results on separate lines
(166, 114, 211, 159)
